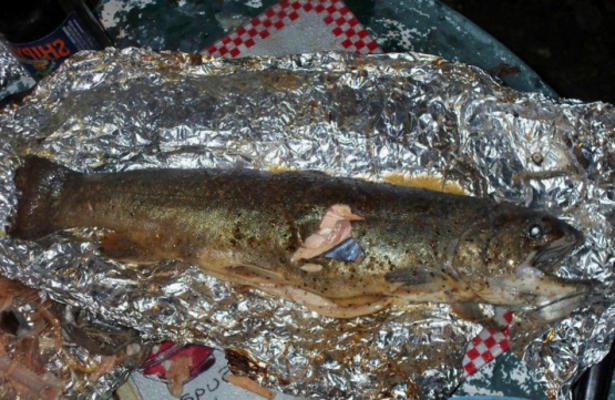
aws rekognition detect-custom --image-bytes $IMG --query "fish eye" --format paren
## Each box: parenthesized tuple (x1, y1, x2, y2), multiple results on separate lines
(528, 224, 542, 239)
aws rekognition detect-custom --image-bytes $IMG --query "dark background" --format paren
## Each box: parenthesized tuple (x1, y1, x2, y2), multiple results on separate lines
(439, 0, 615, 104)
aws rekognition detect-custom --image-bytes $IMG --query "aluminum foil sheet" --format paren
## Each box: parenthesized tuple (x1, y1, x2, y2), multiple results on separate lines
(0, 40, 35, 102)
(0, 275, 147, 400)
(0, 48, 613, 399)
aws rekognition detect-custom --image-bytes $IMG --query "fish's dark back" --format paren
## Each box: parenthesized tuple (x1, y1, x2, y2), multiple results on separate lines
(53, 166, 492, 248)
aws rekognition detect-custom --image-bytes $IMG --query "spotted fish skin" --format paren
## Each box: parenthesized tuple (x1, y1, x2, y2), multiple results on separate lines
(12, 156, 586, 319)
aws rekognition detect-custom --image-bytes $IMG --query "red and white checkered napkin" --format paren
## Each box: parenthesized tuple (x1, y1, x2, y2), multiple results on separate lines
(205, 0, 381, 58)
(462, 310, 513, 375)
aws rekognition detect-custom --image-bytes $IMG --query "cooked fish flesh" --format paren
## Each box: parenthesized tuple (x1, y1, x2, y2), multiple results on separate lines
(11, 156, 587, 321)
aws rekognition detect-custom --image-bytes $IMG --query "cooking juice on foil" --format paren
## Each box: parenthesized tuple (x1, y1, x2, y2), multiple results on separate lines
(0, 49, 613, 399)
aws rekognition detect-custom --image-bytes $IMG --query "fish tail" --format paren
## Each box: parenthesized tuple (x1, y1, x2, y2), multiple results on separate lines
(11, 156, 78, 239)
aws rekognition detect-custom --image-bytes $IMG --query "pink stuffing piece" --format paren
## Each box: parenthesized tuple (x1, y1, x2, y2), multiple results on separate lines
(291, 204, 363, 263)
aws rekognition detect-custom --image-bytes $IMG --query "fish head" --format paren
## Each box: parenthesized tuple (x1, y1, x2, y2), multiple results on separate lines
(524, 214, 584, 273)
(487, 210, 583, 276)
(455, 209, 583, 278)
(454, 207, 587, 316)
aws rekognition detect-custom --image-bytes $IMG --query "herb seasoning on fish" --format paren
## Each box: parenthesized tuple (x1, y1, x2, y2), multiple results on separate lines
(11, 156, 587, 322)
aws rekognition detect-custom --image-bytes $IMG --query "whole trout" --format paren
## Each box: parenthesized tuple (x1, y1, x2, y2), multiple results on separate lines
(12, 156, 586, 321)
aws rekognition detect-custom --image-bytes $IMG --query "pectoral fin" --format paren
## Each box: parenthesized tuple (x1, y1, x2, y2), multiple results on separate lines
(384, 267, 433, 286)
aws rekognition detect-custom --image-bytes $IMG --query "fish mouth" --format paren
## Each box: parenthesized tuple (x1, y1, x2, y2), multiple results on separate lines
(532, 223, 584, 272)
